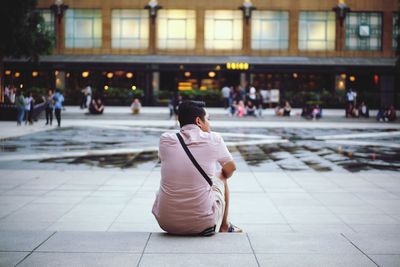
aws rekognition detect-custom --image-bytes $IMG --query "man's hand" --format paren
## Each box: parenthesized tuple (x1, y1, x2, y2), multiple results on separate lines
(221, 161, 236, 179)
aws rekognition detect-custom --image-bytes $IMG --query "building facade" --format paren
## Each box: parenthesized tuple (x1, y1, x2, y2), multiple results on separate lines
(3, 0, 399, 107)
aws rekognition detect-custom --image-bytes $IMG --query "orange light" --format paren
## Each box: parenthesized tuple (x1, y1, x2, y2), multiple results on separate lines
(208, 71, 216, 78)
(184, 72, 191, 77)
(5, 70, 11, 75)
(82, 71, 89, 78)
(349, 75, 356, 82)
(104, 85, 109, 90)
(14, 72, 21, 78)
(32, 71, 39, 77)
(106, 72, 114, 79)
(126, 72, 133, 79)
(293, 73, 298, 79)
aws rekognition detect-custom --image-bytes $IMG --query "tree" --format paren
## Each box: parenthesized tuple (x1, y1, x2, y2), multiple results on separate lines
(0, 0, 53, 101)
(396, 2, 400, 106)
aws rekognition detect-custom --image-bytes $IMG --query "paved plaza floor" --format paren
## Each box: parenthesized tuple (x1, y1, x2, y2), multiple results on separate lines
(0, 107, 399, 266)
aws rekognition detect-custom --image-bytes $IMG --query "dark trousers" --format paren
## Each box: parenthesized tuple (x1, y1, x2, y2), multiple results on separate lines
(45, 107, 53, 125)
(55, 108, 61, 127)
(25, 109, 32, 124)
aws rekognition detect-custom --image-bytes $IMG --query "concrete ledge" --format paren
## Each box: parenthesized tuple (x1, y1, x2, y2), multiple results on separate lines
(1, 231, 398, 266)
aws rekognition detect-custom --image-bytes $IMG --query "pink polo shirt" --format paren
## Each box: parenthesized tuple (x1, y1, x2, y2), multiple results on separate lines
(152, 124, 233, 235)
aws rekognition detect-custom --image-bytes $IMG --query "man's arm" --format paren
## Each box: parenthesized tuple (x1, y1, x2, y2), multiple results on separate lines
(221, 160, 236, 179)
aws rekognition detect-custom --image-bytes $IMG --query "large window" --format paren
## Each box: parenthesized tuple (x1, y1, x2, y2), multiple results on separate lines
(345, 12, 382, 51)
(157, 10, 196, 49)
(298, 11, 335, 51)
(393, 12, 399, 51)
(251, 11, 289, 50)
(65, 9, 102, 48)
(112, 10, 149, 49)
(205, 10, 242, 50)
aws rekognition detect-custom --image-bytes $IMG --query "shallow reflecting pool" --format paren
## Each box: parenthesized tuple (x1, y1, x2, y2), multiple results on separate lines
(0, 126, 399, 172)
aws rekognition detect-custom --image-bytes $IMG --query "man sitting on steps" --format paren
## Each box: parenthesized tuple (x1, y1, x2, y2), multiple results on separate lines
(152, 100, 242, 235)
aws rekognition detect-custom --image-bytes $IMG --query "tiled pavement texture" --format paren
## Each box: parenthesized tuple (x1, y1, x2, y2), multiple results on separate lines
(1, 231, 400, 266)
(0, 169, 400, 266)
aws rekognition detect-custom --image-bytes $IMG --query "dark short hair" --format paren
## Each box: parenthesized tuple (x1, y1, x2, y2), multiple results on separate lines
(178, 100, 206, 127)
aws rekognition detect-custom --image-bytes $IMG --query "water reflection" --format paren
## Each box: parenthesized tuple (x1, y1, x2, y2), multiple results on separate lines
(0, 126, 399, 172)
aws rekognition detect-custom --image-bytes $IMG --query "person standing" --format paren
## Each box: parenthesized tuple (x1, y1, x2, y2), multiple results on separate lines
(45, 89, 54, 125)
(80, 85, 92, 109)
(221, 85, 230, 109)
(24, 91, 34, 125)
(15, 91, 25, 126)
(53, 89, 64, 127)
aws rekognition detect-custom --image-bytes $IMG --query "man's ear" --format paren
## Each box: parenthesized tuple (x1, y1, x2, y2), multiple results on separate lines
(195, 117, 201, 126)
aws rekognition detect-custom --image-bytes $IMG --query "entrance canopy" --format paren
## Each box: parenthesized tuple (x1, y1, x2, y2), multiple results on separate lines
(5, 55, 397, 67)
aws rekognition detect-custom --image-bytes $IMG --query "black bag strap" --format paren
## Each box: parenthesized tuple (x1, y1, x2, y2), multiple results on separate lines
(176, 133, 213, 186)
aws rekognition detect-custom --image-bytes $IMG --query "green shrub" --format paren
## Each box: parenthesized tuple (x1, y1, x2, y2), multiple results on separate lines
(102, 87, 144, 105)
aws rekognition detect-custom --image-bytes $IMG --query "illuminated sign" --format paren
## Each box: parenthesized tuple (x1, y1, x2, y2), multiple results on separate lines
(226, 62, 249, 70)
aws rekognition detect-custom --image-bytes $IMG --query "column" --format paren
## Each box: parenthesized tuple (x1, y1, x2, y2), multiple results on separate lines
(380, 75, 395, 107)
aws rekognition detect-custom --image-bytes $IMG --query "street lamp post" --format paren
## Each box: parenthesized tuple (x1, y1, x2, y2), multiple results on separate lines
(145, 0, 162, 22)
(145, 0, 162, 54)
(50, 0, 68, 55)
(332, 0, 350, 51)
(239, 0, 256, 61)
(144, 0, 162, 105)
(239, 0, 256, 24)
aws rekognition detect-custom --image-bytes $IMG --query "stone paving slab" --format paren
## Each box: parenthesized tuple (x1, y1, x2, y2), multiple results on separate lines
(2, 231, 398, 266)
(256, 253, 376, 267)
(0, 252, 29, 267)
(139, 253, 259, 267)
(369, 255, 400, 267)
(0, 231, 54, 252)
(145, 233, 252, 254)
(18, 252, 141, 267)
(36, 232, 149, 253)
(248, 233, 363, 254)
(343, 233, 400, 255)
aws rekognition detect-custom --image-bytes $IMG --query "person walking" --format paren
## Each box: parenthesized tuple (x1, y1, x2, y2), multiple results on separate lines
(15, 91, 25, 126)
(53, 89, 64, 127)
(45, 89, 54, 125)
(153, 100, 242, 235)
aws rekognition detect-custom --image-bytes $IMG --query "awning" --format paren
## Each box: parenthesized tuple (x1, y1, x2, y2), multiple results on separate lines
(5, 55, 397, 67)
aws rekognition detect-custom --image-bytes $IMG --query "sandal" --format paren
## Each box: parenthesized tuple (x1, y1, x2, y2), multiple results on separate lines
(228, 223, 243, 233)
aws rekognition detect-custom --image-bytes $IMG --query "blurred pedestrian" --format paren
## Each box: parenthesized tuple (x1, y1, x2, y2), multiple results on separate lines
(15, 90, 25, 126)
(131, 98, 142, 114)
(358, 101, 369, 118)
(221, 85, 230, 109)
(89, 96, 105, 115)
(283, 100, 291, 116)
(45, 89, 54, 125)
(24, 91, 34, 125)
(53, 89, 64, 127)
